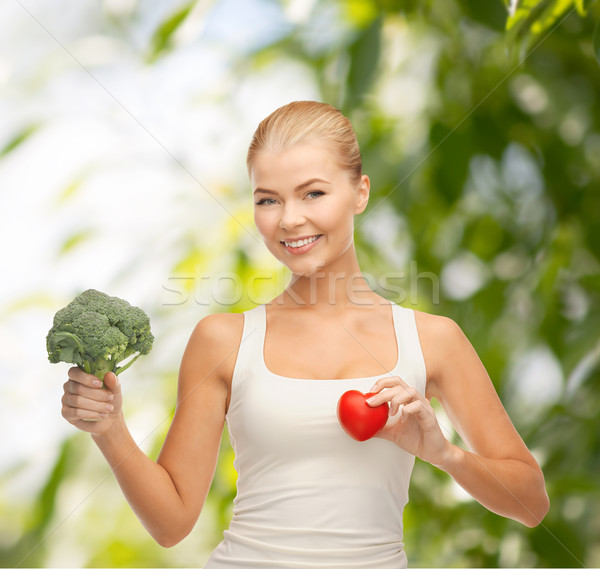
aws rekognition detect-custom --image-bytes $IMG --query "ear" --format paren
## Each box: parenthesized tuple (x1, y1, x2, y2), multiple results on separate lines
(354, 175, 370, 215)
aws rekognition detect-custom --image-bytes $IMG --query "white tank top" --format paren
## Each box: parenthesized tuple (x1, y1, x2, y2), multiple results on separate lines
(204, 302, 426, 569)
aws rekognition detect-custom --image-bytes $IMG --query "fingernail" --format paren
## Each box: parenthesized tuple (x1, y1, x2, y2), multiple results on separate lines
(106, 404, 114, 412)
(93, 380, 103, 388)
(107, 394, 114, 401)
(366, 397, 376, 405)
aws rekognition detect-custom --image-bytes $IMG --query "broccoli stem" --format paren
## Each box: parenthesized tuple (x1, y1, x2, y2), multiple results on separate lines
(87, 358, 114, 382)
(115, 352, 142, 375)
(78, 355, 142, 381)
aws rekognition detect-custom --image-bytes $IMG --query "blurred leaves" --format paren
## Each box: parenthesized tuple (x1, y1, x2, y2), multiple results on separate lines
(57, 230, 96, 256)
(0, 124, 40, 157)
(344, 15, 383, 110)
(505, 0, 600, 58)
(147, 2, 195, 62)
(2, 0, 600, 567)
(594, 17, 600, 62)
(1, 439, 75, 567)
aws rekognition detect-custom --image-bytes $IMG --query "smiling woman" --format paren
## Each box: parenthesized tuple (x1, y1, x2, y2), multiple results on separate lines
(60, 101, 549, 569)
(251, 144, 369, 277)
(248, 101, 369, 282)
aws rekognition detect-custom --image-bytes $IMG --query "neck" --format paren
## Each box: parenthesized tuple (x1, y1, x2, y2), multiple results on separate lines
(275, 247, 381, 312)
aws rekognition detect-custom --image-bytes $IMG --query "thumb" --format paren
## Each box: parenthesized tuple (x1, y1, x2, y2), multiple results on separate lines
(103, 371, 121, 395)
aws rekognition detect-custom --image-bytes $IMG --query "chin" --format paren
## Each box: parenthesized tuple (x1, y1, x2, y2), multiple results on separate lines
(288, 261, 327, 278)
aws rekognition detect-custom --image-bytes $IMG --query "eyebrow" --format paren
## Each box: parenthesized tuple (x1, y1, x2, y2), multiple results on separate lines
(253, 177, 330, 195)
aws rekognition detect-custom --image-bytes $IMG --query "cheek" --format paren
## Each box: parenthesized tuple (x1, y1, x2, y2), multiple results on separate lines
(254, 209, 283, 249)
(253, 208, 271, 236)
(319, 196, 355, 229)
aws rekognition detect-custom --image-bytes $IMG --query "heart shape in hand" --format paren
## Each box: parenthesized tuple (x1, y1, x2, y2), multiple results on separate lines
(337, 390, 389, 442)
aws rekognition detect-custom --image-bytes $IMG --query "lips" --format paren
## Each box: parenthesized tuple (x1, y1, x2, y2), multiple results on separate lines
(281, 234, 322, 254)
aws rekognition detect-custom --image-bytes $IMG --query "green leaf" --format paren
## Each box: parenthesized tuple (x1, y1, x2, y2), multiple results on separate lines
(506, 0, 553, 36)
(0, 124, 39, 157)
(576, 0, 589, 15)
(58, 229, 95, 255)
(147, 2, 194, 62)
(58, 345, 75, 361)
(530, 0, 575, 34)
(54, 172, 91, 205)
(594, 17, 600, 65)
(506, 0, 592, 51)
(344, 15, 383, 111)
(462, 0, 508, 31)
(27, 440, 74, 549)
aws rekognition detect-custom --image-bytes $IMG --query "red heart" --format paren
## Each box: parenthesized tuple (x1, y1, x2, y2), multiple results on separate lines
(337, 390, 389, 442)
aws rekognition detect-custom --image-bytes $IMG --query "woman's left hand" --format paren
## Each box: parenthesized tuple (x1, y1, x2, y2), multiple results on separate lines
(367, 376, 452, 467)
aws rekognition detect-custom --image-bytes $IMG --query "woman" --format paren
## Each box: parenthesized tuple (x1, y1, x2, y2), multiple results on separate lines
(62, 101, 549, 568)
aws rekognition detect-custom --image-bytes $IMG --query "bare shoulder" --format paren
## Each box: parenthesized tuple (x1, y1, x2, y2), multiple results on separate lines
(413, 310, 473, 393)
(182, 312, 245, 387)
(190, 312, 245, 347)
(413, 310, 464, 346)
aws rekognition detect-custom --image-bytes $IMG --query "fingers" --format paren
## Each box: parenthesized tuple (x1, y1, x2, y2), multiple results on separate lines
(63, 373, 114, 404)
(61, 403, 109, 422)
(68, 366, 103, 388)
(370, 375, 411, 394)
(65, 369, 120, 397)
(366, 375, 423, 416)
(400, 399, 430, 423)
(62, 368, 120, 424)
(62, 388, 114, 414)
(102, 371, 121, 396)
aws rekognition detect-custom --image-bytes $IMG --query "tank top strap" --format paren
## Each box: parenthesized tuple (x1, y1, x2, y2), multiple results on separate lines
(230, 304, 265, 387)
(390, 302, 427, 395)
(242, 303, 266, 337)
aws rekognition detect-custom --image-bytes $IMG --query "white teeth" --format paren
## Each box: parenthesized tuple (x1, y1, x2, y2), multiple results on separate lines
(284, 235, 319, 248)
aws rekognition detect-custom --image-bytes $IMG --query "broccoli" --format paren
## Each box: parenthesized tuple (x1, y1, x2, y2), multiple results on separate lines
(46, 289, 154, 381)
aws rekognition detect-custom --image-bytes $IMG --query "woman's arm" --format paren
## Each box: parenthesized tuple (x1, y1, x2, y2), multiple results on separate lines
(368, 311, 549, 527)
(420, 312, 549, 526)
(61, 312, 243, 546)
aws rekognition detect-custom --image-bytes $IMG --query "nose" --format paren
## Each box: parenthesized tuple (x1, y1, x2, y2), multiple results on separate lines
(279, 202, 306, 230)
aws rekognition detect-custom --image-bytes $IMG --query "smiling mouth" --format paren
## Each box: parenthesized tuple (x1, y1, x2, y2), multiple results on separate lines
(281, 234, 322, 248)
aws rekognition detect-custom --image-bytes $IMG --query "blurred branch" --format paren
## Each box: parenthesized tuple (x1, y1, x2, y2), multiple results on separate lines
(505, 0, 600, 56)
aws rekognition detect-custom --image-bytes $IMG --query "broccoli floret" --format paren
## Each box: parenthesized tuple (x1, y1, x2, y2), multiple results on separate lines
(46, 289, 154, 381)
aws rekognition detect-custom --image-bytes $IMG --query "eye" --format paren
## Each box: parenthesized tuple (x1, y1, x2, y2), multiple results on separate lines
(255, 198, 277, 206)
(306, 190, 325, 199)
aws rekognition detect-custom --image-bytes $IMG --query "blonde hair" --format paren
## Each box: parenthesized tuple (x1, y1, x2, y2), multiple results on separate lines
(247, 101, 362, 183)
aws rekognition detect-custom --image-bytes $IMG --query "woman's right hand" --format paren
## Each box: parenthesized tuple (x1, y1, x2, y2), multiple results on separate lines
(62, 367, 123, 435)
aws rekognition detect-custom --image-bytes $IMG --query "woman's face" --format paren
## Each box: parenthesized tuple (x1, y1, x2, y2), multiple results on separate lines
(250, 143, 369, 276)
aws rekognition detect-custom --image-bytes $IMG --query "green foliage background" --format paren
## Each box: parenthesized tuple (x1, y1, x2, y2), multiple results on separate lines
(1, 0, 599, 567)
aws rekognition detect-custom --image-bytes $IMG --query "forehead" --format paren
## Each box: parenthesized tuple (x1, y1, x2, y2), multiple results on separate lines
(250, 143, 343, 188)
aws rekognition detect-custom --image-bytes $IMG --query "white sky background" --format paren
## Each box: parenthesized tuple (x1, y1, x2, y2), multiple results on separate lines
(0, 0, 321, 486)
